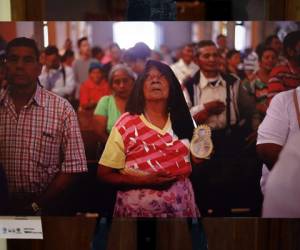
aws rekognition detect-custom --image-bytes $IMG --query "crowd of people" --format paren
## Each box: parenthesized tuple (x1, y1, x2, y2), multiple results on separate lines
(0, 29, 300, 219)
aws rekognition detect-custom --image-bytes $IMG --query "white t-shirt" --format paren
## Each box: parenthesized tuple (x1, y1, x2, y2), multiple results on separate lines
(257, 86, 300, 193)
(263, 132, 300, 217)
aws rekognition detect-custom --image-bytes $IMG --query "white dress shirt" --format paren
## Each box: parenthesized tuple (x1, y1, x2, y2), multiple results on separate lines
(171, 59, 199, 85)
(39, 65, 76, 97)
(186, 72, 239, 130)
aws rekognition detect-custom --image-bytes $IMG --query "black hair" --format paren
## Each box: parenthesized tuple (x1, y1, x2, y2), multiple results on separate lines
(61, 49, 74, 62)
(226, 49, 240, 60)
(265, 34, 279, 47)
(123, 43, 151, 63)
(77, 37, 88, 48)
(216, 34, 226, 40)
(256, 46, 277, 62)
(5, 37, 40, 61)
(126, 60, 195, 140)
(283, 30, 300, 57)
(44, 45, 59, 56)
(196, 40, 216, 57)
(92, 46, 104, 58)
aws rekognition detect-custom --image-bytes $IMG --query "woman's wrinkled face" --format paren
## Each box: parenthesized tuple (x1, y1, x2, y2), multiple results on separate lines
(143, 67, 170, 102)
(111, 69, 134, 99)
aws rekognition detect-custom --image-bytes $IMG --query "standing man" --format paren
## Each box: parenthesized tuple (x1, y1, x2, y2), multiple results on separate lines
(184, 40, 256, 215)
(127, 0, 176, 20)
(39, 45, 76, 99)
(171, 43, 199, 85)
(73, 37, 97, 107)
(0, 37, 87, 215)
(216, 34, 229, 59)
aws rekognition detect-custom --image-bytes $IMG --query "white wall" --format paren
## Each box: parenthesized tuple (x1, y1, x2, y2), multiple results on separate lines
(16, 22, 35, 38)
(91, 21, 192, 50)
(0, 0, 11, 21)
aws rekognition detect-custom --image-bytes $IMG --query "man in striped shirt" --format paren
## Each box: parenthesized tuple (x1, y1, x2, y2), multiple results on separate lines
(267, 31, 300, 103)
(0, 37, 87, 215)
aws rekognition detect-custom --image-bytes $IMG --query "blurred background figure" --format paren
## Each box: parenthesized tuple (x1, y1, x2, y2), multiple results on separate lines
(61, 49, 75, 68)
(171, 43, 199, 85)
(73, 37, 98, 107)
(39, 45, 76, 99)
(216, 34, 229, 59)
(92, 46, 105, 64)
(79, 62, 111, 111)
(124, 42, 151, 75)
(60, 38, 73, 56)
(226, 49, 246, 81)
(103, 43, 123, 76)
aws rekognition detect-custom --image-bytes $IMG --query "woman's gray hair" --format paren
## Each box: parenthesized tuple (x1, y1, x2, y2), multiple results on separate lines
(108, 64, 137, 85)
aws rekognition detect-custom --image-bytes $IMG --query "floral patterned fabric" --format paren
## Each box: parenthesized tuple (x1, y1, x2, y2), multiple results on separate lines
(114, 178, 199, 218)
(101, 112, 200, 217)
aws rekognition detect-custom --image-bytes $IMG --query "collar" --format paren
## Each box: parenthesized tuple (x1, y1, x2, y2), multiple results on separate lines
(32, 84, 46, 107)
(0, 84, 45, 107)
(0, 88, 8, 105)
(177, 59, 197, 69)
(199, 71, 225, 89)
(140, 113, 171, 135)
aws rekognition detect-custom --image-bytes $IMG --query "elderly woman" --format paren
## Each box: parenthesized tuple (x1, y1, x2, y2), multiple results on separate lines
(94, 60, 208, 250)
(94, 64, 136, 144)
(127, 0, 176, 21)
(98, 60, 200, 217)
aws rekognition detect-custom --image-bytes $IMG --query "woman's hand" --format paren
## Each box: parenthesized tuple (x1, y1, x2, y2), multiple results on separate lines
(98, 165, 178, 190)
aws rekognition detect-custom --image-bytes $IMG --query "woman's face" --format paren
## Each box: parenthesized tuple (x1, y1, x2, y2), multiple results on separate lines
(111, 69, 134, 99)
(143, 67, 170, 102)
(89, 68, 103, 84)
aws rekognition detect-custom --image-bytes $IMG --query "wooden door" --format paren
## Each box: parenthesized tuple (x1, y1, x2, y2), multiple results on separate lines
(10, 0, 45, 20)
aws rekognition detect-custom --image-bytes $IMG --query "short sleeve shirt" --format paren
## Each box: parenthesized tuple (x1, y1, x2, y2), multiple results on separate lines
(94, 95, 121, 133)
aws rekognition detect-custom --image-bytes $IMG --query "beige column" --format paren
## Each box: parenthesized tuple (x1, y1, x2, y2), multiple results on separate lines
(0, 0, 11, 21)
(0, 239, 7, 250)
